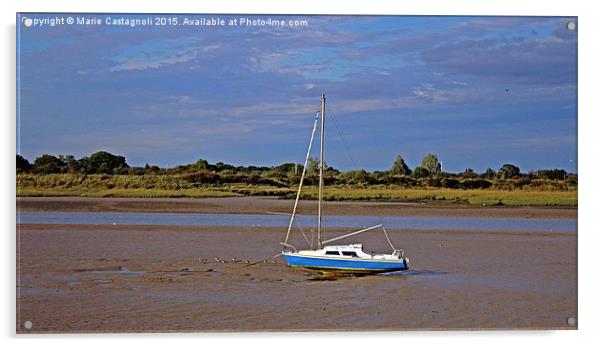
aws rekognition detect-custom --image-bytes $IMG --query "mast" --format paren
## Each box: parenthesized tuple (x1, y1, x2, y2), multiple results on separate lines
(317, 94, 326, 249)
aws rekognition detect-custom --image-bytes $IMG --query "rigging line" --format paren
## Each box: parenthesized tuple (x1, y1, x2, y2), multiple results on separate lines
(295, 219, 312, 248)
(321, 224, 383, 245)
(326, 104, 361, 172)
(382, 226, 397, 252)
(283, 111, 320, 245)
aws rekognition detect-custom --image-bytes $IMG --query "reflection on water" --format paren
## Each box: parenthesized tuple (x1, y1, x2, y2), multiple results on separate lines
(18, 211, 577, 233)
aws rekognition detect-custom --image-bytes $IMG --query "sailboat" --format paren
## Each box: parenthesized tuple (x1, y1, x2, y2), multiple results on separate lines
(280, 95, 410, 273)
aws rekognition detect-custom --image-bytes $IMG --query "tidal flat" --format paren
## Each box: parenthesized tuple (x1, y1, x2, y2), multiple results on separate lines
(16, 197, 577, 332)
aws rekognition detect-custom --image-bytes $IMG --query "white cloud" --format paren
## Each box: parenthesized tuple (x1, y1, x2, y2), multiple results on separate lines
(109, 50, 198, 72)
(109, 44, 220, 72)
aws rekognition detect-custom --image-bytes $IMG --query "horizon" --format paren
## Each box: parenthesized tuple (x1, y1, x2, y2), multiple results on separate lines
(17, 14, 578, 173)
(16, 150, 576, 175)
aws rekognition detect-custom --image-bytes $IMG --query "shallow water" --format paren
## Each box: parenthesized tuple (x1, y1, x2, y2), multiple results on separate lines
(17, 211, 577, 233)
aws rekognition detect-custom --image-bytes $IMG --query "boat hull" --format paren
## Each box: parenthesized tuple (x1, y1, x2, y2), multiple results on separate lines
(283, 253, 408, 273)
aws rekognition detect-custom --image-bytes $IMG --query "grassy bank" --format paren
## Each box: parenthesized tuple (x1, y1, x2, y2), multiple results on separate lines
(17, 173, 577, 206)
(300, 187, 577, 206)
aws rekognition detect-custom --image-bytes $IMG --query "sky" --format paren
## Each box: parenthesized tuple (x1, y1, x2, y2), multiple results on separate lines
(16, 14, 578, 173)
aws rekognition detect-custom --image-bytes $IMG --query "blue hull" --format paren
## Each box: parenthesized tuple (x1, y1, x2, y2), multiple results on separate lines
(283, 253, 408, 273)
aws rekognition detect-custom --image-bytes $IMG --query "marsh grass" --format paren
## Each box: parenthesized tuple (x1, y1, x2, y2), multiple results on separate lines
(16, 173, 577, 206)
(304, 187, 577, 206)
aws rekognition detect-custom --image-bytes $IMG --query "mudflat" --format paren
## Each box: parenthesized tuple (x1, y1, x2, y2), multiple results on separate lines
(17, 196, 577, 219)
(16, 197, 577, 332)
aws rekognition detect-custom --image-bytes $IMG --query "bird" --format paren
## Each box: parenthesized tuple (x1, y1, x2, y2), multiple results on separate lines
(439, 243, 443, 248)
(505, 89, 510, 92)
(214, 257, 221, 263)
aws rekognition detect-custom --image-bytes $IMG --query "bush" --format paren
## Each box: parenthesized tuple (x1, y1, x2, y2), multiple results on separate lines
(182, 171, 220, 184)
(17, 155, 31, 173)
(440, 178, 460, 189)
(459, 178, 492, 189)
(384, 174, 417, 187)
(413, 167, 430, 179)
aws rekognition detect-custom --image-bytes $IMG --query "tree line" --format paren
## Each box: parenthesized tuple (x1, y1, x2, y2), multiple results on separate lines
(16, 151, 576, 188)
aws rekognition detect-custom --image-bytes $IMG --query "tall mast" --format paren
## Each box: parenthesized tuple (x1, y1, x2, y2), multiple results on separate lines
(317, 94, 326, 249)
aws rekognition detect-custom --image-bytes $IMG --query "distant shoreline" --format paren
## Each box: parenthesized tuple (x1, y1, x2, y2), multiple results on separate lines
(16, 196, 577, 219)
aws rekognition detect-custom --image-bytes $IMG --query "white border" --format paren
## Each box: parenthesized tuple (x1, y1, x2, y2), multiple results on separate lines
(3, 0, 600, 346)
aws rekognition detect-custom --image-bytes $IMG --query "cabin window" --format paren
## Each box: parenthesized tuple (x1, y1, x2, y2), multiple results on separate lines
(342, 251, 359, 257)
(325, 251, 340, 255)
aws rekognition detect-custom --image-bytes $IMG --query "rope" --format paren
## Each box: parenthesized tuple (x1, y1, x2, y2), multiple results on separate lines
(295, 219, 312, 248)
(245, 252, 283, 267)
(327, 105, 361, 172)
(283, 111, 320, 245)
(321, 224, 382, 245)
(382, 226, 397, 252)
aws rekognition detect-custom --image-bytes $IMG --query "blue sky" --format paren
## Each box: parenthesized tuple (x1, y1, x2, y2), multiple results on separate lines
(17, 14, 577, 173)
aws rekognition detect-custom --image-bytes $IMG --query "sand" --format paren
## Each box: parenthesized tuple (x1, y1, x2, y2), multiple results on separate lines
(16, 197, 577, 332)
(17, 196, 577, 219)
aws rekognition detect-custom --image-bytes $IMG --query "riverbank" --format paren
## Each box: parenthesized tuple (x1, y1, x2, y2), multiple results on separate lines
(16, 185, 578, 207)
(17, 196, 577, 219)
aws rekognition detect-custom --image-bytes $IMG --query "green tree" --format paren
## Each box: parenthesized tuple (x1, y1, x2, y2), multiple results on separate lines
(59, 154, 77, 173)
(389, 155, 411, 175)
(413, 166, 430, 179)
(16, 155, 31, 172)
(144, 163, 161, 174)
(481, 168, 497, 179)
(214, 161, 236, 172)
(419, 153, 441, 175)
(75, 156, 92, 174)
(272, 162, 297, 174)
(498, 163, 520, 179)
(33, 154, 65, 174)
(89, 151, 128, 174)
(537, 169, 567, 180)
(461, 168, 478, 179)
(193, 158, 209, 171)
(308, 156, 320, 175)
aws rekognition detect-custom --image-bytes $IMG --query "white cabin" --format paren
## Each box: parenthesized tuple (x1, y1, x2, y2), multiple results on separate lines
(297, 244, 404, 261)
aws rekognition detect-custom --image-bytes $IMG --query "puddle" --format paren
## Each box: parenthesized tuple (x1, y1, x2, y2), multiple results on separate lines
(73, 266, 144, 276)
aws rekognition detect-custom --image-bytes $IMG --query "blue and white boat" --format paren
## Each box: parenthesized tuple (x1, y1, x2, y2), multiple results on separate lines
(283, 243, 408, 273)
(280, 95, 409, 274)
